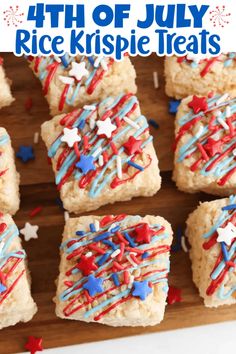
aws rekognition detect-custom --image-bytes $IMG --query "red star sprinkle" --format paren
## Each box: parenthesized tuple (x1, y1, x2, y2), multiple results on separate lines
(188, 95, 208, 114)
(135, 223, 155, 244)
(204, 138, 223, 157)
(25, 336, 43, 354)
(76, 255, 98, 276)
(167, 286, 182, 305)
(123, 136, 143, 155)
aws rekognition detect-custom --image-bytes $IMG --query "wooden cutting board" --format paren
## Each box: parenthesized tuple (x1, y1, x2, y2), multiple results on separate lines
(0, 53, 235, 354)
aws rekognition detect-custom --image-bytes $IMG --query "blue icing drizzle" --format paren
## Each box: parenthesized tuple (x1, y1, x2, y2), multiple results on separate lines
(177, 96, 236, 180)
(0, 223, 26, 269)
(0, 135, 9, 146)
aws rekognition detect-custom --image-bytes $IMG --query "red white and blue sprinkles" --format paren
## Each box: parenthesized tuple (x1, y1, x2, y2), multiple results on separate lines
(202, 195, 236, 300)
(59, 215, 171, 321)
(175, 93, 236, 187)
(28, 54, 114, 112)
(47, 93, 154, 196)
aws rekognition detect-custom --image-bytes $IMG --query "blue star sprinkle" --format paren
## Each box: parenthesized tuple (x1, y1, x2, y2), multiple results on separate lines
(0, 282, 6, 294)
(171, 226, 182, 252)
(83, 274, 104, 297)
(76, 154, 96, 174)
(16, 145, 35, 163)
(132, 280, 152, 301)
(169, 99, 181, 114)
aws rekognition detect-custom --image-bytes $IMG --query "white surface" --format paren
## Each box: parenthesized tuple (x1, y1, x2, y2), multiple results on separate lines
(21, 321, 236, 354)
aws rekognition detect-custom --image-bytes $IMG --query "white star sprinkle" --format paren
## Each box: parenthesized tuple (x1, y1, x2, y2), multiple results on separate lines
(61, 128, 81, 148)
(217, 222, 236, 246)
(96, 118, 116, 138)
(20, 222, 39, 242)
(69, 62, 89, 81)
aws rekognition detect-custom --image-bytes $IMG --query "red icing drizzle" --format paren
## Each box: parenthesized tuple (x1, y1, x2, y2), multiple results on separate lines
(175, 96, 236, 186)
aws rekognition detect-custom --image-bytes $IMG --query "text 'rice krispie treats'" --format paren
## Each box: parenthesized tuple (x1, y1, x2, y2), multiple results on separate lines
(41, 94, 161, 214)
(0, 57, 14, 109)
(55, 214, 173, 326)
(173, 93, 236, 196)
(0, 128, 20, 215)
(28, 54, 137, 115)
(165, 53, 236, 99)
(0, 214, 37, 329)
(186, 196, 236, 307)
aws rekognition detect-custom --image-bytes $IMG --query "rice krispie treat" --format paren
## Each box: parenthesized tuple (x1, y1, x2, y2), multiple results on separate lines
(173, 93, 236, 196)
(0, 214, 37, 329)
(165, 53, 236, 99)
(0, 128, 20, 215)
(28, 54, 137, 115)
(55, 214, 173, 326)
(186, 195, 236, 307)
(41, 94, 161, 214)
(0, 57, 14, 109)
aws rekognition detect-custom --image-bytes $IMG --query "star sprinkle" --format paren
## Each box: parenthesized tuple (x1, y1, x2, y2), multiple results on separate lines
(16, 145, 34, 163)
(217, 222, 236, 246)
(76, 154, 96, 174)
(96, 118, 116, 138)
(135, 223, 155, 244)
(61, 127, 81, 148)
(167, 286, 182, 305)
(123, 136, 143, 155)
(83, 274, 104, 296)
(76, 255, 98, 276)
(169, 99, 181, 114)
(25, 336, 43, 354)
(188, 95, 208, 114)
(204, 138, 223, 157)
(132, 280, 152, 300)
(20, 222, 39, 242)
(69, 62, 89, 81)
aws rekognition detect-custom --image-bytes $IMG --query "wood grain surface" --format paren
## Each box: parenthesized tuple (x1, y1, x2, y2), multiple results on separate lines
(0, 53, 235, 354)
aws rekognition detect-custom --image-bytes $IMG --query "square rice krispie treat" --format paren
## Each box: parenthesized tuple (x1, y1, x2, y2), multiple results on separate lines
(0, 214, 37, 329)
(186, 195, 236, 307)
(0, 128, 20, 215)
(173, 92, 236, 196)
(28, 54, 137, 115)
(165, 53, 236, 99)
(41, 94, 161, 214)
(0, 57, 14, 109)
(55, 214, 173, 326)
